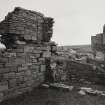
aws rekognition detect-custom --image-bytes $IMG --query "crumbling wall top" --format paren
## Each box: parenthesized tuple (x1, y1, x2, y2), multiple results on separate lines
(0, 7, 54, 49)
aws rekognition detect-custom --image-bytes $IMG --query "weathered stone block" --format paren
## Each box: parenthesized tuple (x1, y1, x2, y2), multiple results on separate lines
(8, 57, 16, 64)
(24, 46, 34, 52)
(31, 58, 37, 63)
(37, 46, 51, 51)
(25, 56, 32, 63)
(26, 80, 34, 86)
(0, 57, 8, 63)
(9, 79, 17, 88)
(18, 66, 28, 71)
(5, 63, 14, 67)
(0, 68, 10, 73)
(5, 53, 16, 57)
(25, 70, 32, 76)
(30, 55, 36, 59)
(31, 35, 37, 41)
(16, 72, 24, 77)
(4, 64, 17, 72)
(24, 35, 32, 40)
(32, 50, 42, 53)
(15, 58, 26, 64)
(40, 65, 46, 72)
(46, 46, 51, 51)
(30, 64, 39, 71)
(0, 74, 3, 81)
(0, 92, 4, 101)
(43, 51, 51, 58)
(24, 76, 32, 81)
(52, 45, 57, 51)
(0, 63, 4, 68)
(16, 52, 26, 57)
(14, 48, 24, 53)
(38, 58, 45, 63)
(3, 72, 15, 79)
(16, 77, 24, 85)
(34, 53, 41, 58)
(32, 72, 37, 79)
(10, 66, 18, 72)
(0, 81, 8, 91)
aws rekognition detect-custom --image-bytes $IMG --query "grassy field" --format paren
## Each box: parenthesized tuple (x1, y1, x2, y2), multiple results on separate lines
(58, 44, 92, 53)
(1, 83, 105, 105)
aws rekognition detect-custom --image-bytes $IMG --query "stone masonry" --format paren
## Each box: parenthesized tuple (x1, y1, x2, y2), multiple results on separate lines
(0, 7, 57, 102)
(91, 25, 105, 52)
(51, 57, 105, 84)
(91, 25, 105, 60)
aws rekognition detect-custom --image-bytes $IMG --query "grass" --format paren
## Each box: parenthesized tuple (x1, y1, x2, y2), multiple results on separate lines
(1, 83, 105, 105)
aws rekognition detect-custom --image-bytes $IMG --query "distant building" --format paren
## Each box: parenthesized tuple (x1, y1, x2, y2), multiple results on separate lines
(91, 25, 105, 61)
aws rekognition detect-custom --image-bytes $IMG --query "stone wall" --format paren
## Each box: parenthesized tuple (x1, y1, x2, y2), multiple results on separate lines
(0, 7, 57, 102)
(51, 57, 105, 84)
(66, 60, 105, 84)
(0, 42, 56, 102)
(91, 25, 105, 54)
(0, 7, 54, 48)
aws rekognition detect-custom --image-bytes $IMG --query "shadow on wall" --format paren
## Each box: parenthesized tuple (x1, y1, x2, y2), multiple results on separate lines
(0, 35, 6, 49)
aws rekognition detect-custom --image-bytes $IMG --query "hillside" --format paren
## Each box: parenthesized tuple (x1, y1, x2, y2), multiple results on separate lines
(58, 44, 92, 53)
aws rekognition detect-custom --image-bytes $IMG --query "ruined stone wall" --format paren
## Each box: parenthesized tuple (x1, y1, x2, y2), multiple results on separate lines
(0, 42, 56, 102)
(0, 7, 54, 49)
(66, 61, 105, 84)
(51, 57, 105, 84)
(91, 25, 105, 53)
(0, 7, 57, 102)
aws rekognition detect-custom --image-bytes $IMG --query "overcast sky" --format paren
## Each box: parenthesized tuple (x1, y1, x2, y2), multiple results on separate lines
(0, 0, 105, 46)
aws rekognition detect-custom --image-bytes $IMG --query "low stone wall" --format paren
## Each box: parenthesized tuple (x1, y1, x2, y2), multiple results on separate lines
(51, 57, 105, 84)
(87, 58, 105, 67)
(67, 61, 105, 84)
